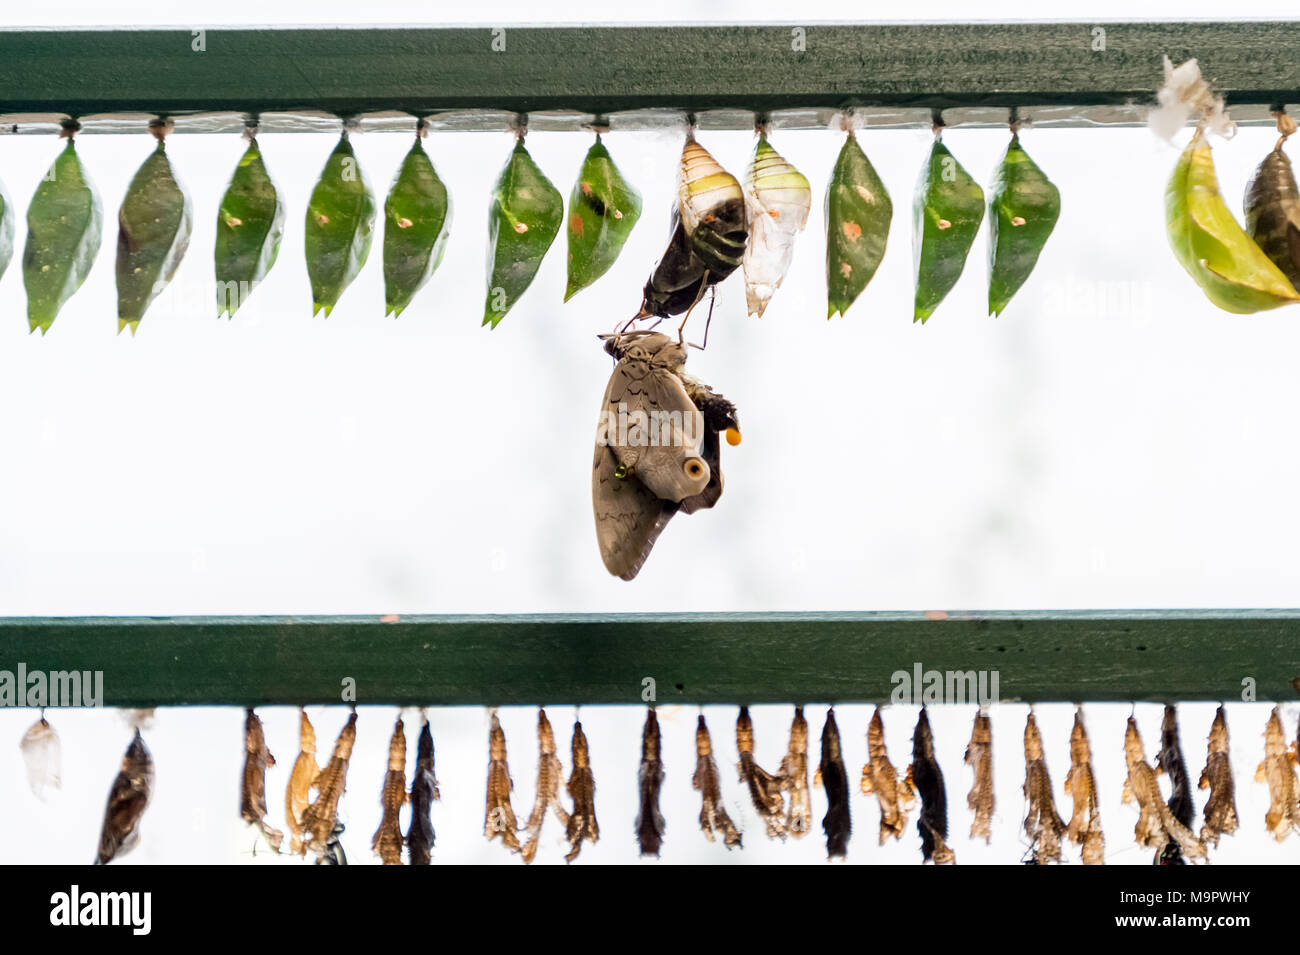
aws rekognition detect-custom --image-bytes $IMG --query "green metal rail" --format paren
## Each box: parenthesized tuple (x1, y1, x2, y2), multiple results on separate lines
(0, 22, 1299, 132)
(0, 611, 1296, 707)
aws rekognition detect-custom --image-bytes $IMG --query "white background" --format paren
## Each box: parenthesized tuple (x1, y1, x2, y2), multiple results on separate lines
(0, 2, 1297, 864)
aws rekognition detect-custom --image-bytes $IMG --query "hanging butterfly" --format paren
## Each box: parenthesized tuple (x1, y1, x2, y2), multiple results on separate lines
(592, 330, 740, 580)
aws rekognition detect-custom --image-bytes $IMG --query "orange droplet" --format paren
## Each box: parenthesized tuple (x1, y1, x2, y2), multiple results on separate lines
(937, 218, 951, 230)
(513, 222, 528, 234)
(570, 213, 584, 236)
(768, 209, 780, 219)
(839, 262, 852, 278)
(725, 427, 742, 447)
(397, 217, 413, 229)
(315, 213, 329, 226)
(841, 221, 862, 241)
(1011, 216, 1026, 226)
(580, 181, 593, 196)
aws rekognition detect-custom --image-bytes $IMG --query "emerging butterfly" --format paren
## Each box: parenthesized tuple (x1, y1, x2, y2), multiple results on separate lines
(592, 330, 740, 580)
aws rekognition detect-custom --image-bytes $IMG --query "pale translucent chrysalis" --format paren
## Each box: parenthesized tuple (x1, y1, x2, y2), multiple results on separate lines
(20, 717, 62, 800)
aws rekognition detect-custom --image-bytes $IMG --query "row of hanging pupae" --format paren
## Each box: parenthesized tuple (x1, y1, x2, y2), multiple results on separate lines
(0, 112, 1061, 335)
(17, 700, 1298, 865)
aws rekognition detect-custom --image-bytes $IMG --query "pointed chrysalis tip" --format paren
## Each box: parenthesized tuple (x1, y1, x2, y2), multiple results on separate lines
(117, 319, 139, 336)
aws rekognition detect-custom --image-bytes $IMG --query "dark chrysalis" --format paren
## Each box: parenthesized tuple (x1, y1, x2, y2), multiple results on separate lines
(910, 709, 955, 864)
(406, 717, 440, 865)
(1155, 704, 1193, 864)
(636, 708, 666, 857)
(95, 728, 154, 865)
(816, 708, 851, 859)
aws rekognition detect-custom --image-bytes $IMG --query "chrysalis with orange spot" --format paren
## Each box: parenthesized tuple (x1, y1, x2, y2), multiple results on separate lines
(825, 127, 891, 318)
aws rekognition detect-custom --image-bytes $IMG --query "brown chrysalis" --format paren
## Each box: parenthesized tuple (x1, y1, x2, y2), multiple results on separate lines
(861, 707, 915, 844)
(372, 716, 407, 865)
(910, 709, 955, 864)
(1022, 711, 1067, 864)
(406, 716, 439, 865)
(1255, 705, 1300, 841)
(736, 705, 786, 839)
(484, 710, 522, 853)
(565, 720, 599, 862)
(286, 708, 322, 856)
(693, 714, 742, 848)
(1197, 705, 1238, 848)
(240, 709, 284, 852)
(636, 708, 666, 857)
(300, 711, 357, 860)
(1063, 708, 1105, 865)
(95, 728, 154, 865)
(1122, 716, 1205, 862)
(521, 708, 568, 864)
(592, 330, 740, 581)
(964, 710, 994, 844)
(815, 708, 851, 859)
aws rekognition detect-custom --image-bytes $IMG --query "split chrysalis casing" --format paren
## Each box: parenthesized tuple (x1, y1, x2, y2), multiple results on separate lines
(736, 706, 786, 839)
(521, 708, 568, 864)
(372, 717, 407, 865)
(1063, 708, 1105, 865)
(1197, 705, 1238, 848)
(565, 720, 599, 862)
(861, 707, 915, 844)
(693, 714, 742, 848)
(240, 709, 284, 852)
(300, 712, 358, 860)
(964, 711, 994, 844)
(485, 711, 522, 853)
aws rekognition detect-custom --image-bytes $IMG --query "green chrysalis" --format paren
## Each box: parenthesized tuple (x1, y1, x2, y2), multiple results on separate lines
(305, 132, 376, 317)
(564, 136, 641, 302)
(913, 138, 984, 323)
(383, 136, 451, 317)
(215, 135, 284, 318)
(825, 130, 892, 319)
(484, 137, 562, 328)
(116, 134, 193, 334)
(987, 134, 1060, 317)
(23, 138, 102, 335)
(1167, 129, 1299, 313)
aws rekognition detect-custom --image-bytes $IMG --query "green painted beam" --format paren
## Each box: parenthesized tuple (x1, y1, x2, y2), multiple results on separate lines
(0, 611, 1296, 707)
(0, 22, 1298, 127)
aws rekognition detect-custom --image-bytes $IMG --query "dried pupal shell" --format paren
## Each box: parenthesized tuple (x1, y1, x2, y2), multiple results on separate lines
(913, 137, 985, 322)
(116, 135, 193, 333)
(1121, 716, 1205, 861)
(1243, 134, 1300, 292)
(20, 717, 61, 800)
(816, 708, 851, 859)
(484, 137, 562, 327)
(860, 707, 915, 844)
(636, 708, 666, 857)
(383, 136, 451, 316)
(693, 714, 741, 848)
(215, 136, 283, 317)
(372, 717, 407, 865)
(0, 174, 13, 285)
(964, 711, 994, 844)
(240, 709, 284, 852)
(565, 136, 641, 301)
(406, 717, 439, 865)
(565, 720, 599, 862)
(300, 711, 357, 858)
(1197, 705, 1238, 848)
(1167, 128, 1300, 313)
(286, 709, 322, 856)
(95, 729, 154, 865)
(826, 129, 892, 318)
(485, 711, 521, 852)
(24, 139, 102, 334)
(779, 706, 812, 838)
(592, 330, 740, 580)
(736, 705, 786, 839)
(987, 133, 1059, 316)
(742, 133, 810, 316)
(1255, 706, 1300, 841)
(305, 132, 375, 317)
(521, 708, 568, 864)
(1063, 708, 1105, 865)
(910, 709, 955, 864)
(1022, 712, 1067, 864)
